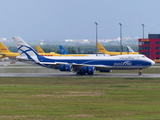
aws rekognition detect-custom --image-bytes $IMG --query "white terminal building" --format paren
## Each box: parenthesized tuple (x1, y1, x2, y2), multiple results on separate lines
(65, 39, 90, 43)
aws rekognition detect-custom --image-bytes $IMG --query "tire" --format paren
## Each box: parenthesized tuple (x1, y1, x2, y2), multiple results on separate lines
(138, 72, 142, 75)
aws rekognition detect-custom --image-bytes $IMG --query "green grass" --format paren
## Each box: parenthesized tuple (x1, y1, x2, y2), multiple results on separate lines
(0, 77, 160, 119)
(111, 68, 160, 74)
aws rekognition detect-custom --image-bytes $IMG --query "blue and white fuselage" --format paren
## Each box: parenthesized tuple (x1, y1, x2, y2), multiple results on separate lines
(13, 37, 155, 75)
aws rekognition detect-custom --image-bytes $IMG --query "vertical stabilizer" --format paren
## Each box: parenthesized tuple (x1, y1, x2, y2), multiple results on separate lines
(96, 42, 109, 53)
(59, 45, 69, 55)
(36, 46, 45, 53)
(0, 42, 12, 53)
(12, 37, 40, 58)
(127, 46, 135, 52)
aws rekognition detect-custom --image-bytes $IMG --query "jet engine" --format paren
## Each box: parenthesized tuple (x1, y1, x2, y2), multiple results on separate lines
(59, 65, 73, 71)
(81, 66, 96, 75)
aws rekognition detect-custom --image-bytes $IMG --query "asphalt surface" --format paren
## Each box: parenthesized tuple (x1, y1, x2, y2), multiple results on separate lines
(0, 61, 159, 77)
(0, 73, 159, 78)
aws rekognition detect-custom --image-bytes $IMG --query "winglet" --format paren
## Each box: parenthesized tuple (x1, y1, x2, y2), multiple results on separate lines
(59, 45, 69, 55)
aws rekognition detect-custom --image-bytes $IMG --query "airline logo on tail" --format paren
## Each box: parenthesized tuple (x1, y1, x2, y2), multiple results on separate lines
(99, 48, 105, 50)
(0, 42, 12, 53)
(0, 42, 19, 58)
(97, 42, 108, 53)
(13, 37, 40, 61)
(1, 48, 7, 50)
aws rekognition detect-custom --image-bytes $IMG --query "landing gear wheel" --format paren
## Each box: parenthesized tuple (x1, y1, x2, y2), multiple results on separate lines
(138, 72, 142, 75)
(87, 73, 93, 75)
(76, 72, 86, 75)
(138, 69, 142, 75)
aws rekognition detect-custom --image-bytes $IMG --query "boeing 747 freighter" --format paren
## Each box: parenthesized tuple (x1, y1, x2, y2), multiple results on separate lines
(13, 37, 154, 75)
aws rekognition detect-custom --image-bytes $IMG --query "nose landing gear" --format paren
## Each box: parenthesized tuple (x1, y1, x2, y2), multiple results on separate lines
(138, 69, 142, 75)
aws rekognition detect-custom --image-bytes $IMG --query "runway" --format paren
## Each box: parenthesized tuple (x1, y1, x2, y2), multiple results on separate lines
(0, 62, 159, 78)
(0, 73, 160, 78)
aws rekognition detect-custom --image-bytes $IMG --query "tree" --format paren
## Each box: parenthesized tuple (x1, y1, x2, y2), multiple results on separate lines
(77, 47, 81, 54)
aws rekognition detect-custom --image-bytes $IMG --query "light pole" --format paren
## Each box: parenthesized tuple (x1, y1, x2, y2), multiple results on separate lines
(95, 22, 98, 56)
(119, 23, 123, 55)
(142, 23, 145, 40)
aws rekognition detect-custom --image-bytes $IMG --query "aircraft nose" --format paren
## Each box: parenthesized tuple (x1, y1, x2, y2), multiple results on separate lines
(151, 60, 155, 65)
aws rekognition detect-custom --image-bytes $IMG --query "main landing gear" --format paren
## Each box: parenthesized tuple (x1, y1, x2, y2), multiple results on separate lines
(138, 69, 142, 75)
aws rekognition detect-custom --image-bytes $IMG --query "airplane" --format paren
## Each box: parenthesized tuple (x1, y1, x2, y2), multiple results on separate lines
(0, 42, 19, 58)
(13, 36, 155, 75)
(35, 45, 60, 56)
(36, 45, 89, 57)
(35, 45, 47, 53)
(59, 45, 111, 57)
(97, 42, 139, 56)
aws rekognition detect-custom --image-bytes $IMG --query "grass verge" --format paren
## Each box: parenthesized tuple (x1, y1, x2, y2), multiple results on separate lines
(0, 77, 160, 119)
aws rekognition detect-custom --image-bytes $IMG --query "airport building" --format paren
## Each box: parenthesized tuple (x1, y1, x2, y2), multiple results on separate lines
(138, 34, 160, 62)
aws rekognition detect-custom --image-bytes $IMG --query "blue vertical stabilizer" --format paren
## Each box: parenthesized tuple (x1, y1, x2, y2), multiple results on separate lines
(59, 45, 69, 55)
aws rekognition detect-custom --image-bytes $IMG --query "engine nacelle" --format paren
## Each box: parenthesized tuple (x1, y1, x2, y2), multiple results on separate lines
(59, 65, 73, 71)
(59, 65, 65, 71)
(81, 66, 88, 74)
(81, 66, 96, 75)
(65, 64, 73, 71)
(87, 66, 96, 75)
(99, 70, 112, 73)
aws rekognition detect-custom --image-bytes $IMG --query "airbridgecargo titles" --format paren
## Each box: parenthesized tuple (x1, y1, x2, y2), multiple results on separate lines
(114, 61, 132, 66)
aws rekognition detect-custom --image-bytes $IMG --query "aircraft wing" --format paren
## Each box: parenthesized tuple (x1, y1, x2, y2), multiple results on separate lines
(39, 62, 69, 65)
(39, 62, 112, 69)
(72, 63, 112, 69)
(9, 57, 34, 63)
(0, 54, 6, 55)
(16, 58, 33, 63)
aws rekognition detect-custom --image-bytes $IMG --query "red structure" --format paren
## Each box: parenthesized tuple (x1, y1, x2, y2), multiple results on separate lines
(139, 34, 160, 62)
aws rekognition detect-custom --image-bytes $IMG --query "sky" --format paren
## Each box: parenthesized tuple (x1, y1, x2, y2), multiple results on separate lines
(1, 0, 160, 41)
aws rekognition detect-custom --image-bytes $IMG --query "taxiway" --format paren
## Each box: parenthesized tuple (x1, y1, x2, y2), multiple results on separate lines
(0, 73, 159, 78)
(0, 61, 159, 78)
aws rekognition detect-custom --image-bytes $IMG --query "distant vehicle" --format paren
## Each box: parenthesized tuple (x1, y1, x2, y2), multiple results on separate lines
(97, 42, 139, 55)
(36, 45, 89, 57)
(13, 37, 155, 75)
(0, 42, 19, 58)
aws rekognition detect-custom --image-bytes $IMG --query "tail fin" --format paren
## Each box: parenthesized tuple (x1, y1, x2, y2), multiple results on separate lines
(96, 42, 109, 53)
(59, 45, 69, 55)
(0, 42, 12, 53)
(35, 46, 45, 53)
(126, 46, 135, 52)
(12, 37, 41, 60)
